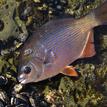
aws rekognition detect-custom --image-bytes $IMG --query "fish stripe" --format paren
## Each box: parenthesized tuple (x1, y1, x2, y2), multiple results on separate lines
(40, 25, 81, 48)
(39, 18, 93, 49)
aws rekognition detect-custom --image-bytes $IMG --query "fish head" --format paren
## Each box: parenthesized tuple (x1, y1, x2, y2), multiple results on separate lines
(18, 46, 45, 84)
(18, 41, 57, 84)
(18, 57, 45, 84)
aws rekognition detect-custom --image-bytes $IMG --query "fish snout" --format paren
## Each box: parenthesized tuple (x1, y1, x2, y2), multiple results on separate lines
(18, 73, 27, 84)
(18, 65, 32, 84)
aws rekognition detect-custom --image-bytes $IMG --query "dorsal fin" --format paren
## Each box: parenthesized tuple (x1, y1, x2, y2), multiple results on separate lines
(80, 30, 96, 58)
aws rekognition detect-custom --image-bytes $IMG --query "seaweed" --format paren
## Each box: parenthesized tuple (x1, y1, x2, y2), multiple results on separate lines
(0, 0, 107, 106)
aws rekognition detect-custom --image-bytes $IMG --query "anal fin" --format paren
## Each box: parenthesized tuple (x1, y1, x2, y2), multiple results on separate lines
(81, 30, 96, 58)
(61, 66, 79, 77)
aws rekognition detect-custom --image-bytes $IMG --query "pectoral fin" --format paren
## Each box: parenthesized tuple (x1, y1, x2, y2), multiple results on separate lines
(81, 30, 96, 58)
(61, 66, 79, 76)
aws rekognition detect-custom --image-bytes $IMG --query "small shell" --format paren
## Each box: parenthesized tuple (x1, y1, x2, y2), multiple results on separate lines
(30, 92, 50, 107)
(11, 93, 30, 107)
(0, 90, 9, 105)
(18, 1, 33, 21)
(0, 76, 8, 85)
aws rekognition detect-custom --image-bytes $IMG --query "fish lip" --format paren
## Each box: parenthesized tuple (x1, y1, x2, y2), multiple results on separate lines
(18, 77, 25, 83)
(18, 75, 26, 84)
(18, 78, 27, 84)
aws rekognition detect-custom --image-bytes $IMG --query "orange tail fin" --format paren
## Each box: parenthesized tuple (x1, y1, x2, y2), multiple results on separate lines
(80, 30, 96, 58)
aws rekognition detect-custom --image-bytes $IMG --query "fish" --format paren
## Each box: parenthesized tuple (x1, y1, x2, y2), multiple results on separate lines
(18, 1, 107, 84)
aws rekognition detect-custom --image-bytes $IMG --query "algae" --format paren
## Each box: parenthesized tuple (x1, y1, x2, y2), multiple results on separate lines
(0, 0, 107, 107)
(0, 0, 28, 44)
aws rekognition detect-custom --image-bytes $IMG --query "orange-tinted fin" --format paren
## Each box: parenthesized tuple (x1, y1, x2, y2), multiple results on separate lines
(81, 30, 96, 58)
(61, 66, 79, 76)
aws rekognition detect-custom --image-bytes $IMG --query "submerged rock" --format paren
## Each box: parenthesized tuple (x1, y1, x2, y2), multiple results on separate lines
(0, 0, 28, 55)
(0, 0, 28, 41)
(0, 89, 9, 106)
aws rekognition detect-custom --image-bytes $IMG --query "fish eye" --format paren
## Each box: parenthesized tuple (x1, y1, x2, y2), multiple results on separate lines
(23, 66, 31, 74)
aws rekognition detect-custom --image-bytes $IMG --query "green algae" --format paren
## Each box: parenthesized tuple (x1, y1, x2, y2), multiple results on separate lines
(0, 0, 18, 40)
(0, 52, 19, 82)
(66, 0, 102, 17)
(0, 0, 28, 41)
(0, 0, 107, 106)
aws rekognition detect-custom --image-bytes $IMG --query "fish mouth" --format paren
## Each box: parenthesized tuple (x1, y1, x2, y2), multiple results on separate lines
(18, 78, 26, 84)
(18, 74, 27, 84)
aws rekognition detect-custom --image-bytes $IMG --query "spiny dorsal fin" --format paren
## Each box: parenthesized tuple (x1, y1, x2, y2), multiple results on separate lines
(80, 30, 96, 58)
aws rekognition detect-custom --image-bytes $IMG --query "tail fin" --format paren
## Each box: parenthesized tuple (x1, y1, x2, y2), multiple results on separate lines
(93, 1, 107, 25)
